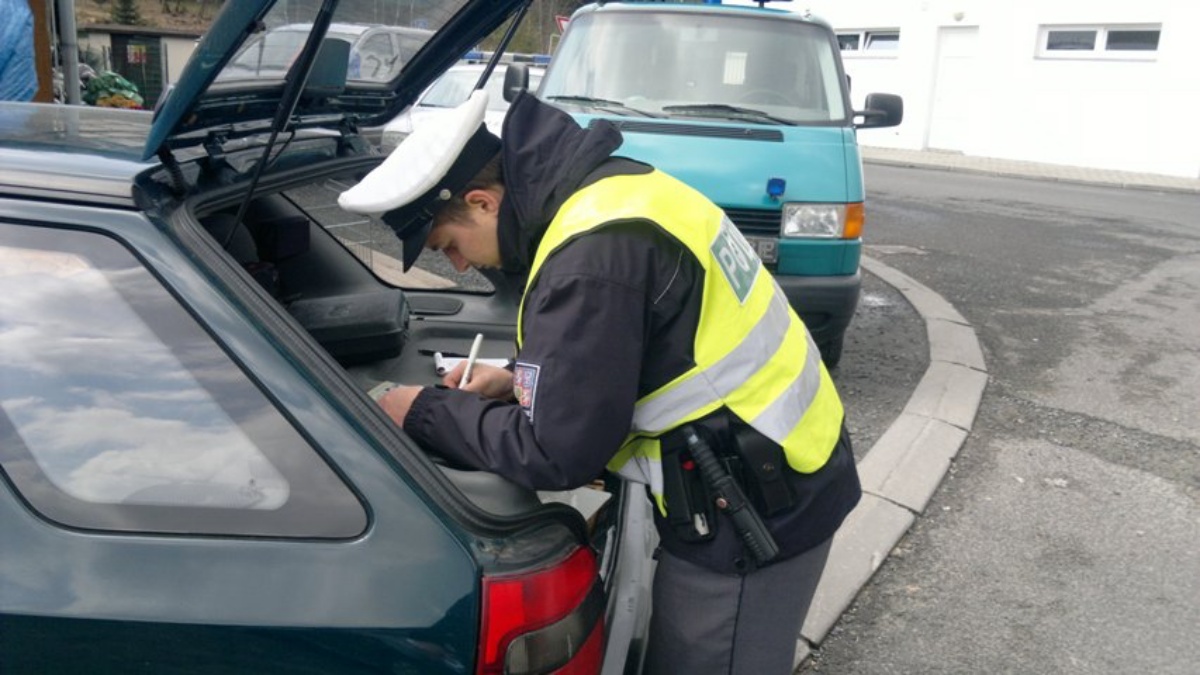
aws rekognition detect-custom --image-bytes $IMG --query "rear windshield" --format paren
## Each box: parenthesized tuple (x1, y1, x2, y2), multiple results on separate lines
(218, 1, 455, 84)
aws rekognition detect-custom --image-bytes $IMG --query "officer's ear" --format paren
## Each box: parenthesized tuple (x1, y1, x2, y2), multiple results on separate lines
(463, 187, 503, 216)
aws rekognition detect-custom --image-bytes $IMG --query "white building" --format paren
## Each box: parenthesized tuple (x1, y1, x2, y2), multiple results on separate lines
(790, 0, 1200, 179)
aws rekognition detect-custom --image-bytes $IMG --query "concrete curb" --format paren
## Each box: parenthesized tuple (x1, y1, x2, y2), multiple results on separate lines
(793, 255, 989, 669)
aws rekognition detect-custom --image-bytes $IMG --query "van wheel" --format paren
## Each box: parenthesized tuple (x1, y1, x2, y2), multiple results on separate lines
(818, 335, 844, 369)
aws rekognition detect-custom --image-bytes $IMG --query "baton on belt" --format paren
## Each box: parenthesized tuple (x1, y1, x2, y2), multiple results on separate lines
(684, 426, 780, 565)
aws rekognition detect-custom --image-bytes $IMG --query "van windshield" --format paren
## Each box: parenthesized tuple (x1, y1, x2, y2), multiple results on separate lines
(540, 10, 848, 124)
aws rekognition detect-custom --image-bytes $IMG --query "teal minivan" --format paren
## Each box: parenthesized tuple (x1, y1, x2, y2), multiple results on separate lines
(534, 1, 902, 366)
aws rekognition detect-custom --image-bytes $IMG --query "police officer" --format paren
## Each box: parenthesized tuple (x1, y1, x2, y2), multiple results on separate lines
(340, 88, 861, 675)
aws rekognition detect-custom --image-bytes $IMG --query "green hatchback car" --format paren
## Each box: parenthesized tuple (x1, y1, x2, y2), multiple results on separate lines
(0, 2, 653, 673)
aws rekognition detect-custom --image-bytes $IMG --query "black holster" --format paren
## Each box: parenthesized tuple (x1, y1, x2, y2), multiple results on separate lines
(660, 418, 796, 541)
(730, 423, 796, 518)
(660, 435, 717, 543)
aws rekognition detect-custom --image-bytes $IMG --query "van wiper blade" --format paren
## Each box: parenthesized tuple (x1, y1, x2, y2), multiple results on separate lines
(547, 95, 663, 118)
(661, 103, 795, 126)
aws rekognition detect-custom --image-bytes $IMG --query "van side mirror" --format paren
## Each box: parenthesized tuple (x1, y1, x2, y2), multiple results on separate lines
(504, 63, 530, 102)
(854, 93, 903, 129)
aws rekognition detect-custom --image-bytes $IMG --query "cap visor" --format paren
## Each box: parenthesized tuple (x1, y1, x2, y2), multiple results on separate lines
(401, 219, 434, 271)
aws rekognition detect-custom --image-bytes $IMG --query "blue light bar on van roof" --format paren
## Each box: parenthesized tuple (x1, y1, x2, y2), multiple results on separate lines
(461, 50, 550, 66)
(767, 177, 786, 200)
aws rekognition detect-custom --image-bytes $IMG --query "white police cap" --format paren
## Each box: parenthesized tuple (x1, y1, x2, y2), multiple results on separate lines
(338, 89, 501, 270)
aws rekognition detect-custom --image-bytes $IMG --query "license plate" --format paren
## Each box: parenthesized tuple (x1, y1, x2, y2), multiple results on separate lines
(744, 236, 778, 264)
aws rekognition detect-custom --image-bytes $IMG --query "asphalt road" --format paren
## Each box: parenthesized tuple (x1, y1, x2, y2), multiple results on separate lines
(803, 165, 1200, 674)
(834, 269, 927, 460)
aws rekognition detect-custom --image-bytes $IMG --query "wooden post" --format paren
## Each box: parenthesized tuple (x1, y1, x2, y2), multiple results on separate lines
(28, 0, 56, 102)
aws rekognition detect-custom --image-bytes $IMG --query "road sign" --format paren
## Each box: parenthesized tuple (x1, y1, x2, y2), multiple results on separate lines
(555, 15, 569, 33)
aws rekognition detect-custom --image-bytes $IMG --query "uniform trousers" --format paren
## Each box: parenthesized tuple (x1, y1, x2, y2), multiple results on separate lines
(643, 538, 833, 675)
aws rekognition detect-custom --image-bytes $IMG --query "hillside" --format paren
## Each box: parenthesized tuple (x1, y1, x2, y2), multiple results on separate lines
(74, 0, 581, 54)
(76, 0, 221, 32)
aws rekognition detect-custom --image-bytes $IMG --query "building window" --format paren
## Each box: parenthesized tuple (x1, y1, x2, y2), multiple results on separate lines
(1105, 29, 1160, 51)
(837, 30, 900, 56)
(1038, 25, 1161, 59)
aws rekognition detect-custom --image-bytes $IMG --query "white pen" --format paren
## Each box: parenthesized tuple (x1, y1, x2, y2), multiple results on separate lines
(461, 333, 484, 387)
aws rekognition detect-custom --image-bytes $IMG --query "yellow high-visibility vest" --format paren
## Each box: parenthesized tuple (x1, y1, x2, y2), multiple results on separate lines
(517, 170, 844, 512)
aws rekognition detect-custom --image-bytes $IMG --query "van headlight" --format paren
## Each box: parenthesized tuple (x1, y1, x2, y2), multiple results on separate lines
(781, 202, 864, 239)
(781, 203, 844, 238)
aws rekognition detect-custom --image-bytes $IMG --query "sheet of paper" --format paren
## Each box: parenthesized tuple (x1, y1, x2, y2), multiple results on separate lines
(537, 487, 613, 524)
(433, 353, 509, 376)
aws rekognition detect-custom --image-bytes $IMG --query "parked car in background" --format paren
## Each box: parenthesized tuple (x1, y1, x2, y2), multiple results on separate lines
(381, 62, 545, 150)
(538, 1, 903, 367)
(223, 21, 433, 82)
(0, 1, 653, 673)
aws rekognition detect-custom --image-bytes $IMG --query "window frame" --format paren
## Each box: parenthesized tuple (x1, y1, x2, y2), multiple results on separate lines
(836, 29, 901, 58)
(1036, 24, 1162, 60)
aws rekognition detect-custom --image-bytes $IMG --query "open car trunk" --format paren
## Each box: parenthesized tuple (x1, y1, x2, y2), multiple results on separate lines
(167, 150, 653, 672)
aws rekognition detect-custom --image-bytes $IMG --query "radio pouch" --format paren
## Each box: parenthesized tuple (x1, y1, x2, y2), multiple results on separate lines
(733, 426, 795, 517)
(661, 441, 717, 542)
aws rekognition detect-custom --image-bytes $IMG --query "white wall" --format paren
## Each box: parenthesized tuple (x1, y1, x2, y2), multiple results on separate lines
(163, 37, 198, 85)
(789, 0, 1200, 178)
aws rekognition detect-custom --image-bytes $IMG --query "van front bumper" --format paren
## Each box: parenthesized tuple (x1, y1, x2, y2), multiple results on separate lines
(774, 270, 861, 348)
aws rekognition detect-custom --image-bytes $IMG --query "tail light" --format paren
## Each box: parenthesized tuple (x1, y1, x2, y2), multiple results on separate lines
(478, 545, 606, 675)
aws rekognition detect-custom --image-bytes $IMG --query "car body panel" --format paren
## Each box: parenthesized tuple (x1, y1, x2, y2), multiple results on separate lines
(573, 114, 854, 243)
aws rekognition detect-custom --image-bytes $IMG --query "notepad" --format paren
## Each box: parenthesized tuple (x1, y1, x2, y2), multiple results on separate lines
(433, 352, 509, 376)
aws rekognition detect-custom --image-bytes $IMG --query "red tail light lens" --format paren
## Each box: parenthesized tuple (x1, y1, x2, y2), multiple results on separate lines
(478, 545, 605, 675)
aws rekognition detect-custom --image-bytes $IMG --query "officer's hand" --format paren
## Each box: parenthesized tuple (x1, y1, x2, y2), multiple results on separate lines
(378, 385, 423, 425)
(444, 362, 514, 400)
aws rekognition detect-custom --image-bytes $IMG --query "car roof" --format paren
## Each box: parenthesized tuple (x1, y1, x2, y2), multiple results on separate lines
(276, 22, 368, 36)
(576, 0, 833, 28)
(0, 104, 157, 205)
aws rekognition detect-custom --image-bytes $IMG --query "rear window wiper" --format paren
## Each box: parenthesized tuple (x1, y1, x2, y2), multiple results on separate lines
(546, 95, 663, 118)
(661, 103, 796, 126)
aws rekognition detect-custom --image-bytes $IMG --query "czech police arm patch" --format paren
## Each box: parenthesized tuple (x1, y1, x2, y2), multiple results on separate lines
(513, 362, 541, 421)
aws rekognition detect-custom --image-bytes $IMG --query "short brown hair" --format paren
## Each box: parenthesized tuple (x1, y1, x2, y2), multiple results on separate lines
(437, 151, 505, 221)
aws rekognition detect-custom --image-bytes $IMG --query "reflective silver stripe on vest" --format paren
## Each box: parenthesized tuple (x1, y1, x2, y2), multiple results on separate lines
(749, 330, 825, 443)
(631, 291, 794, 433)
